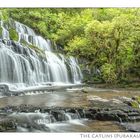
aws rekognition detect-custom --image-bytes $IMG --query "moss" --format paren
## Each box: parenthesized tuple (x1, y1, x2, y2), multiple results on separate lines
(132, 96, 140, 104)
(0, 10, 9, 21)
(20, 39, 45, 58)
(136, 97, 140, 104)
(20, 39, 29, 46)
(9, 28, 18, 41)
(0, 27, 2, 37)
(129, 101, 139, 109)
(29, 44, 45, 58)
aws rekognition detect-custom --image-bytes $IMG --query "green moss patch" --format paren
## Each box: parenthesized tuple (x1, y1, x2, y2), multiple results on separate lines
(9, 28, 19, 41)
(129, 101, 139, 109)
(135, 96, 140, 104)
(0, 27, 2, 37)
(29, 44, 45, 58)
(20, 39, 29, 46)
(127, 96, 140, 109)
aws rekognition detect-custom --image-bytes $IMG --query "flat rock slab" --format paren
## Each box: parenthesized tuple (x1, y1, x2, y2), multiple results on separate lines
(121, 122, 140, 132)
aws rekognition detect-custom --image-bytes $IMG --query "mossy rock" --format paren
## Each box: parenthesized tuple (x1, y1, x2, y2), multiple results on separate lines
(136, 97, 140, 104)
(29, 44, 45, 58)
(129, 101, 139, 109)
(132, 96, 140, 104)
(9, 28, 19, 41)
(0, 27, 2, 37)
(20, 39, 29, 46)
(20, 39, 46, 58)
(81, 88, 88, 93)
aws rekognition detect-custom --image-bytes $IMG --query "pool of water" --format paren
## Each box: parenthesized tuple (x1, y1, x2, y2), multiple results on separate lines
(0, 87, 140, 108)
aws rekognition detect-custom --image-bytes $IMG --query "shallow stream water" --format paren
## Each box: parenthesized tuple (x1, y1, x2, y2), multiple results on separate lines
(0, 87, 140, 108)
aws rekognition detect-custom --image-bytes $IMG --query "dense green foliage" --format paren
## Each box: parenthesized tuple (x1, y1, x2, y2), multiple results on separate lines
(0, 8, 140, 84)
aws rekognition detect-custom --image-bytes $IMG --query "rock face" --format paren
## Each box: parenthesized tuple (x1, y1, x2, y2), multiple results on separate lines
(121, 122, 140, 132)
(86, 95, 140, 132)
(87, 95, 140, 121)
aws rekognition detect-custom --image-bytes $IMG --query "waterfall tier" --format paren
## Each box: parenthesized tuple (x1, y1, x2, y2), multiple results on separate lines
(0, 19, 83, 91)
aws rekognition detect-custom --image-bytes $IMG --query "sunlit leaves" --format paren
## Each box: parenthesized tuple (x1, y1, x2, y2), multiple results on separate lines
(1, 8, 139, 83)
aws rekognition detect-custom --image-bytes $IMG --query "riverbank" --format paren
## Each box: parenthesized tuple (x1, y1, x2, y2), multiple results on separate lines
(88, 82, 140, 90)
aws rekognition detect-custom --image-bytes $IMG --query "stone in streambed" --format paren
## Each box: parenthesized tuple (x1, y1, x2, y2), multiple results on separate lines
(84, 110, 96, 119)
(50, 110, 66, 121)
(95, 110, 126, 122)
(0, 118, 16, 132)
(81, 88, 88, 93)
(121, 122, 140, 132)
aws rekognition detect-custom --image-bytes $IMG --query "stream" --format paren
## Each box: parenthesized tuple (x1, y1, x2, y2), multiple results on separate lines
(0, 87, 140, 132)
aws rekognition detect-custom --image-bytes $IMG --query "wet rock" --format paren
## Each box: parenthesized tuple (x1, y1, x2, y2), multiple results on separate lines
(132, 96, 140, 103)
(40, 108, 50, 113)
(121, 122, 140, 132)
(119, 96, 132, 102)
(0, 118, 16, 132)
(128, 112, 140, 116)
(88, 96, 128, 109)
(77, 108, 87, 118)
(128, 116, 140, 122)
(66, 108, 76, 113)
(85, 95, 140, 124)
(127, 101, 139, 109)
(88, 108, 98, 114)
(95, 111, 122, 122)
(50, 110, 66, 121)
(81, 88, 88, 93)
(84, 110, 96, 119)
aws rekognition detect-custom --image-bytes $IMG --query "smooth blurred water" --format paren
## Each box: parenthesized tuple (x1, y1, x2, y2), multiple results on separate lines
(0, 19, 83, 92)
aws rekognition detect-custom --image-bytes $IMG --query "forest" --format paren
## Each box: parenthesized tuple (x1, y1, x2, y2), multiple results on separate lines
(0, 8, 140, 85)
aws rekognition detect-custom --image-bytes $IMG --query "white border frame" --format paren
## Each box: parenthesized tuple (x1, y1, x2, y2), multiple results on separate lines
(0, 0, 140, 7)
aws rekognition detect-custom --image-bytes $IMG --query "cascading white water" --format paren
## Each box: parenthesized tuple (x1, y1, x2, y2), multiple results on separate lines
(0, 21, 10, 40)
(0, 19, 83, 91)
(8, 109, 86, 132)
(68, 56, 83, 84)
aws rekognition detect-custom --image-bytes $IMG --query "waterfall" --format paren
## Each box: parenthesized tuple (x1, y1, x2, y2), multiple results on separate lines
(0, 19, 83, 91)
(8, 108, 86, 132)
